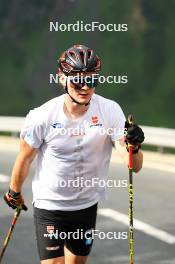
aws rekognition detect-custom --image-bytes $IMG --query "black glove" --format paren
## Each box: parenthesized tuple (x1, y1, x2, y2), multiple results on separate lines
(125, 121, 144, 153)
(4, 188, 28, 211)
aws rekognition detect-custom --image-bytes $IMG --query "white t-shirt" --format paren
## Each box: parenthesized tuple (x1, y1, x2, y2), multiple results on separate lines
(20, 94, 125, 211)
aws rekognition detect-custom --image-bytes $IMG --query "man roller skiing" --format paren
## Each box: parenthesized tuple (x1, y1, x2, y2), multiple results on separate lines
(4, 44, 144, 264)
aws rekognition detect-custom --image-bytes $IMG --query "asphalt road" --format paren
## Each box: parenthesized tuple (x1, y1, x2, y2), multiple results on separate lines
(0, 150, 175, 264)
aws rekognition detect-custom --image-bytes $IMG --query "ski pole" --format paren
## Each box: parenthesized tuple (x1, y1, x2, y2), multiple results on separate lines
(128, 114, 134, 264)
(0, 207, 21, 263)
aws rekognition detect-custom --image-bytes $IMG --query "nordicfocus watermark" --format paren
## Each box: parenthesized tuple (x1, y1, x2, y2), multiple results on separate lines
(26, 124, 126, 142)
(50, 21, 128, 32)
(50, 122, 126, 137)
(44, 227, 128, 241)
(49, 73, 128, 84)
(57, 178, 127, 189)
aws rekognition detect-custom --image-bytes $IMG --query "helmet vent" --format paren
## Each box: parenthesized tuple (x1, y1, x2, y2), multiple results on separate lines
(79, 51, 84, 61)
(87, 50, 92, 59)
(69, 51, 76, 59)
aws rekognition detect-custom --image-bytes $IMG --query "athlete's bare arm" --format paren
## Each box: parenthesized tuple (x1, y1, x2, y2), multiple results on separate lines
(10, 139, 38, 193)
(114, 139, 143, 173)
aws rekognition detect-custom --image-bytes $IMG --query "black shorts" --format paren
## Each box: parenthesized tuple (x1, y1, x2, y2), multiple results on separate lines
(34, 203, 98, 261)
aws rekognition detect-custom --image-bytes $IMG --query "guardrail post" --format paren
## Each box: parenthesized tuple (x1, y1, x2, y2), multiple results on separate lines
(157, 146, 164, 153)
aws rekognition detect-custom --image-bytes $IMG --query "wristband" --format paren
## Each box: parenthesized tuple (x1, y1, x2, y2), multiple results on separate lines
(9, 188, 21, 198)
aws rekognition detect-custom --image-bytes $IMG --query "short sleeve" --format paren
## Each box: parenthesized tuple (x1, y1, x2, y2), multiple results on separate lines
(20, 110, 45, 148)
(110, 102, 126, 142)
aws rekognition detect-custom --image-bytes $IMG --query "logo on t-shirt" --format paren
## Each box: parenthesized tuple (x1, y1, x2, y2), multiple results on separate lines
(91, 116, 98, 124)
(90, 116, 102, 127)
(51, 122, 64, 128)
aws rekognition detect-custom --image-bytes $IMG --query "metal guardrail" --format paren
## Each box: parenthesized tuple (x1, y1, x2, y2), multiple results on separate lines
(0, 116, 24, 133)
(0, 116, 175, 149)
(141, 126, 175, 149)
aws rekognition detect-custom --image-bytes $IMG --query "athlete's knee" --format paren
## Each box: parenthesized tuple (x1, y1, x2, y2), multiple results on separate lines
(64, 247, 88, 264)
(41, 256, 65, 264)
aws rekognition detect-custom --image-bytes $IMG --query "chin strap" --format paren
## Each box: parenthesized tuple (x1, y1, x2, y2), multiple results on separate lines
(65, 77, 91, 106)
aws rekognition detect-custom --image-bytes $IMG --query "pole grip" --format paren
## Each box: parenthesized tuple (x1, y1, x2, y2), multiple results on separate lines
(127, 114, 134, 169)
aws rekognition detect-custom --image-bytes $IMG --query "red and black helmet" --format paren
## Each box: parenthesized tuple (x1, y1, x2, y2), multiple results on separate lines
(58, 44, 101, 74)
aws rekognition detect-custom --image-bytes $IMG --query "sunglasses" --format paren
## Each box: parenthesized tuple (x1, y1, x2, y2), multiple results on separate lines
(69, 75, 99, 88)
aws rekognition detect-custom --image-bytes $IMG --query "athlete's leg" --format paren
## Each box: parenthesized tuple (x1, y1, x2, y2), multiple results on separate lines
(41, 256, 65, 264)
(34, 208, 65, 263)
(63, 203, 98, 264)
(64, 246, 88, 264)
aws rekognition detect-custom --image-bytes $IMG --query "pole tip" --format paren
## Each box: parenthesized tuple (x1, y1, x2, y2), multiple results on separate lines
(128, 114, 134, 125)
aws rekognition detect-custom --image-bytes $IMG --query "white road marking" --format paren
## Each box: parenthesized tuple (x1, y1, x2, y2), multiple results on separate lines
(0, 174, 10, 183)
(98, 208, 175, 244)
